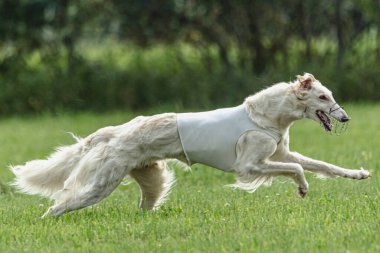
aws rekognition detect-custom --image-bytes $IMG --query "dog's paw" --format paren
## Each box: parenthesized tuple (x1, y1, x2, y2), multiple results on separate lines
(298, 186, 308, 198)
(354, 168, 371, 180)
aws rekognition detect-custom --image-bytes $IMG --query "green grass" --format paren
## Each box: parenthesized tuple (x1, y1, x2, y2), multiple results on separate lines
(0, 104, 379, 253)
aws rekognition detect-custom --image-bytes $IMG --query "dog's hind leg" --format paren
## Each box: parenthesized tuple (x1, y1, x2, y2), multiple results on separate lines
(129, 160, 175, 210)
(42, 156, 129, 217)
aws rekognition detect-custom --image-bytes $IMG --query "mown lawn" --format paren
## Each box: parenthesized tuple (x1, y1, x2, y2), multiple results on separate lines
(0, 104, 379, 253)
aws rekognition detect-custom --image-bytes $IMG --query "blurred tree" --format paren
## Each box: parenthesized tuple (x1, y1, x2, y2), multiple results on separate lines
(0, 0, 379, 114)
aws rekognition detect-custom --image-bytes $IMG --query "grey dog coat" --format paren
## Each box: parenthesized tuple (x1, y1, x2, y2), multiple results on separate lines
(177, 105, 281, 171)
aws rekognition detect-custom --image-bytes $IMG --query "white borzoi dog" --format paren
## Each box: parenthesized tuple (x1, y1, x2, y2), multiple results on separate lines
(12, 73, 371, 217)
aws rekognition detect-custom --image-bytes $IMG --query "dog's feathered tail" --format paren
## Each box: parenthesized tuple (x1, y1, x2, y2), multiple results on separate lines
(11, 137, 84, 198)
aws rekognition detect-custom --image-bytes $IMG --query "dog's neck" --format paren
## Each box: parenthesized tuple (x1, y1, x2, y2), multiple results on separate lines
(244, 82, 305, 134)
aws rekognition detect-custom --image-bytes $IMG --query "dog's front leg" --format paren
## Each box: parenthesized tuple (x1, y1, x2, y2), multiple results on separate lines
(234, 132, 309, 197)
(284, 151, 371, 180)
(254, 161, 309, 197)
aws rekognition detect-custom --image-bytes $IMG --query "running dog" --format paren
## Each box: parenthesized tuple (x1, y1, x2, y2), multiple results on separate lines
(11, 73, 371, 217)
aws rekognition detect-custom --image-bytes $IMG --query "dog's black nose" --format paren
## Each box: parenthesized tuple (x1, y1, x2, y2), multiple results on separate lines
(340, 116, 350, 122)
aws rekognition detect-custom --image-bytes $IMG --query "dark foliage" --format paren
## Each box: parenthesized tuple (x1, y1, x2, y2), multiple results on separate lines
(0, 0, 379, 115)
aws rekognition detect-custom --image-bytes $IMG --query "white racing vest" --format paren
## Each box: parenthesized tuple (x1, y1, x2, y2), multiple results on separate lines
(177, 105, 281, 172)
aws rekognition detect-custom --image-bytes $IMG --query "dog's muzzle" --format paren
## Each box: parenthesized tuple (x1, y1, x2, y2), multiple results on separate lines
(329, 103, 350, 122)
(322, 103, 349, 134)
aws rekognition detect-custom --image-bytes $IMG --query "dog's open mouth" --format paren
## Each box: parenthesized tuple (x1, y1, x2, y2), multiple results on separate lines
(316, 110, 332, 132)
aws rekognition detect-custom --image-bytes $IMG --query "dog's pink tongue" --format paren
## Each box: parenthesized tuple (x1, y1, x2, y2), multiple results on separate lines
(318, 111, 332, 131)
(324, 115, 332, 131)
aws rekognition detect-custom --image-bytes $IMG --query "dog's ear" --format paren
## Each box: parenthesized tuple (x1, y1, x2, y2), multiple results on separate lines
(296, 73, 315, 90)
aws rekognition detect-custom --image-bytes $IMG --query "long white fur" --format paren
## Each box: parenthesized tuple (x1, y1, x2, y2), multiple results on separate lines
(11, 73, 371, 217)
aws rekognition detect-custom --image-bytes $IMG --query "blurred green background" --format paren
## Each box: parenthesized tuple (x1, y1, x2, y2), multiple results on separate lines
(0, 0, 379, 115)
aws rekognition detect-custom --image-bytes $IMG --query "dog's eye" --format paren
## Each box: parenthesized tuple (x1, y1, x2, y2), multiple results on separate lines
(319, 95, 328, 100)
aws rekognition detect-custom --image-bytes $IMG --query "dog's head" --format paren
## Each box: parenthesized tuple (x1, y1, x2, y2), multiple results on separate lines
(294, 73, 349, 132)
